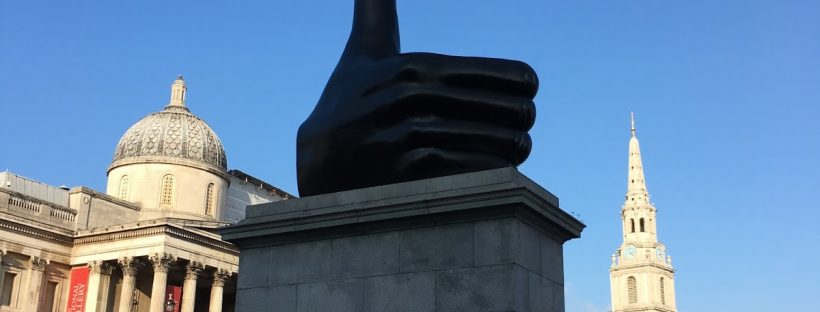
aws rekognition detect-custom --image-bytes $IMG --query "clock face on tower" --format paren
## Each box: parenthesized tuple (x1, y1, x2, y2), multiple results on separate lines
(624, 245, 638, 259)
(656, 247, 666, 261)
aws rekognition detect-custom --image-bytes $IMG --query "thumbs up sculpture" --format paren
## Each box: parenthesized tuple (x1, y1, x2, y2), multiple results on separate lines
(297, 0, 538, 196)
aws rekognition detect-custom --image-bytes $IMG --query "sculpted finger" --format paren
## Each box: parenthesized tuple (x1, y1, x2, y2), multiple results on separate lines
(392, 148, 511, 181)
(363, 116, 532, 165)
(377, 53, 539, 98)
(363, 83, 536, 130)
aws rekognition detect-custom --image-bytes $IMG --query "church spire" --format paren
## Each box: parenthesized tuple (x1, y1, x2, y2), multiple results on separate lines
(167, 75, 188, 109)
(626, 112, 649, 203)
(610, 113, 677, 312)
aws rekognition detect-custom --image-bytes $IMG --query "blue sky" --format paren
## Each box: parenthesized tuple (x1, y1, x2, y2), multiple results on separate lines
(1, 1, 819, 311)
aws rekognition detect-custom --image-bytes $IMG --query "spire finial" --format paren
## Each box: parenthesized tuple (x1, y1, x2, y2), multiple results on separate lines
(626, 111, 649, 204)
(167, 75, 187, 108)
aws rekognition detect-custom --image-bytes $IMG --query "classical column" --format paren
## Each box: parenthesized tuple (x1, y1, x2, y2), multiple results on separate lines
(0, 249, 7, 298)
(85, 260, 113, 312)
(208, 269, 230, 312)
(23, 256, 48, 311)
(180, 262, 203, 312)
(148, 253, 175, 312)
(97, 266, 115, 312)
(117, 257, 144, 312)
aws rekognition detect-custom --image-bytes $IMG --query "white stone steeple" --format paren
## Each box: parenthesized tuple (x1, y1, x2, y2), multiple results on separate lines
(610, 113, 677, 312)
(622, 113, 657, 243)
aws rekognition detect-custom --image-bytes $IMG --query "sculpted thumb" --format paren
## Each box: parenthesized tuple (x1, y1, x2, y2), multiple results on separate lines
(342, 0, 401, 60)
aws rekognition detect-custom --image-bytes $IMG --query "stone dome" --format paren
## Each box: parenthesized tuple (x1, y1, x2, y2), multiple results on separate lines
(109, 76, 227, 173)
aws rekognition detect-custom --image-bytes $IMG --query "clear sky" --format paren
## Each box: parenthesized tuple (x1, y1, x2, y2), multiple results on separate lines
(1, 1, 818, 311)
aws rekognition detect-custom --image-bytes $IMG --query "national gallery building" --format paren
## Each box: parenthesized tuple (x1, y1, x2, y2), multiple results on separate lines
(0, 77, 292, 312)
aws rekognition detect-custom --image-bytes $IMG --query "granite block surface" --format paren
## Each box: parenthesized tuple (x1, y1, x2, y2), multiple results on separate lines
(363, 272, 436, 312)
(297, 279, 363, 312)
(331, 232, 399, 279)
(269, 240, 331, 286)
(399, 222, 474, 273)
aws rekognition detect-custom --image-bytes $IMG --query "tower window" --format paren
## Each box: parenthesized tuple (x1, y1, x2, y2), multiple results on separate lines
(205, 183, 216, 216)
(160, 175, 175, 206)
(118, 175, 130, 200)
(627, 276, 637, 304)
(660, 277, 666, 304)
(640, 218, 645, 232)
(630, 219, 635, 233)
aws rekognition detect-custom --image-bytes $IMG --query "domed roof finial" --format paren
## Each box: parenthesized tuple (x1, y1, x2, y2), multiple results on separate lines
(167, 75, 187, 108)
(630, 112, 636, 137)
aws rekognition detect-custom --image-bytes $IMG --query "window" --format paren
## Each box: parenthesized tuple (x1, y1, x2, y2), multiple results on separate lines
(205, 183, 216, 216)
(627, 276, 637, 304)
(660, 277, 666, 304)
(43, 281, 58, 311)
(630, 219, 635, 233)
(0, 272, 17, 306)
(160, 175, 175, 206)
(640, 218, 645, 232)
(118, 175, 130, 200)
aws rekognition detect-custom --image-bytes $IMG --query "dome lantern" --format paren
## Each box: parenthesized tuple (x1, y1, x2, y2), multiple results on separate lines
(167, 75, 188, 110)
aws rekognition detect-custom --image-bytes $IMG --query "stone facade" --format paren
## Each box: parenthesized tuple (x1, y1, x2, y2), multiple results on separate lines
(0, 77, 292, 312)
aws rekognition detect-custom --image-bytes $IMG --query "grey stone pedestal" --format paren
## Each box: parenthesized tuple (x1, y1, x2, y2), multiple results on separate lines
(223, 168, 584, 312)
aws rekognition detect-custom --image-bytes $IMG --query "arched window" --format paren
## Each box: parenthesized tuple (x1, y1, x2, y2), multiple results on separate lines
(160, 175, 175, 206)
(660, 277, 666, 304)
(630, 219, 635, 233)
(627, 276, 637, 304)
(118, 175, 130, 200)
(205, 183, 216, 216)
(640, 218, 645, 232)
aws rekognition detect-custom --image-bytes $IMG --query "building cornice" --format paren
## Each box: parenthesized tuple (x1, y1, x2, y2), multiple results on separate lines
(68, 186, 141, 211)
(610, 262, 676, 274)
(615, 306, 676, 312)
(108, 156, 230, 182)
(0, 217, 73, 245)
(74, 222, 238, 255)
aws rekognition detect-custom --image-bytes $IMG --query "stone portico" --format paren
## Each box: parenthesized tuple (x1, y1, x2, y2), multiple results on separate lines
(71, 220, 239, 312)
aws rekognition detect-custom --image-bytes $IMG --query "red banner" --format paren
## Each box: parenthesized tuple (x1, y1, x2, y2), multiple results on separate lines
(65, 267, 89, 312)
(164, 285, 182, 312)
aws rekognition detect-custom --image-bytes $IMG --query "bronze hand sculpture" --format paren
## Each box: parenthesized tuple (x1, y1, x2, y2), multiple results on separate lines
(297, 0, 538, 196)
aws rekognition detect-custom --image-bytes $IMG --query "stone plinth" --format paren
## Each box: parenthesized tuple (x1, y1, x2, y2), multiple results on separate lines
(223, 168, 584, 312)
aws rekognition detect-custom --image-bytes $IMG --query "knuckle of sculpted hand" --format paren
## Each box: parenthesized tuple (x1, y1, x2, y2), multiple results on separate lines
(396, 61, 422, 82)
(523, 66, 539, 93)
(523, 100, 536, 125)
(394, 84, 416, 103)
(399, 55, 424, 72)
(518, 134, 533, 156)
